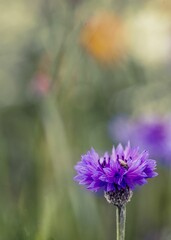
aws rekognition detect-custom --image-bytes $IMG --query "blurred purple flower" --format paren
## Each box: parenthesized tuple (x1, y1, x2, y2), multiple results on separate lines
(74, 142, 157, 192)
(109, 115, 171, 165)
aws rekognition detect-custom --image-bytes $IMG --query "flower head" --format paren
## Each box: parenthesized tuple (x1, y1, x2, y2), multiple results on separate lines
(127, 8, 171, 66)
(80, 11, 127, 64)
(109, 115, 171, 165)
(30, 73, 50, 96)
(74, 142, 157, 193)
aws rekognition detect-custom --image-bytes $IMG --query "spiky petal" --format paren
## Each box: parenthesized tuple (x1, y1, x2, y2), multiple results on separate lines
(74, 142, 158, 192)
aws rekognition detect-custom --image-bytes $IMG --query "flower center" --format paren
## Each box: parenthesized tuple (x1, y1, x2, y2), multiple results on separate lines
(116, 154, 129, 169)
(118, 159, 128, 169)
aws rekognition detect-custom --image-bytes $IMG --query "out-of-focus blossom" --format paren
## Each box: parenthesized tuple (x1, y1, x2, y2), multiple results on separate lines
(80, 11, 127, 64)
(29, 53, 51, 97)
(109, 115, 171, 165)
(127, 8, 171, 66)
(30, 72, 51, 97)
(74, 142, 157, 193)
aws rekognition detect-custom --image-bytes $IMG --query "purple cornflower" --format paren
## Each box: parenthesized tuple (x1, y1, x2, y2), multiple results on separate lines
(74, 143, 157, 239)
(109, 115, 171, 165)
(74, 142, 157, 193)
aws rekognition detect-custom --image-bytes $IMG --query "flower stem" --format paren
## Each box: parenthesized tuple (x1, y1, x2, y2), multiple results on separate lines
(116, 205, 126, 240)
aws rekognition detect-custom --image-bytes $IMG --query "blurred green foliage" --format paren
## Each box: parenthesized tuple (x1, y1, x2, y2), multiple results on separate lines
(1, 0, 171, 239)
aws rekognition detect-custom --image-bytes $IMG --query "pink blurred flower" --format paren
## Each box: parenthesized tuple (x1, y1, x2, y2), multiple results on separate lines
(30, 73, 51, 97)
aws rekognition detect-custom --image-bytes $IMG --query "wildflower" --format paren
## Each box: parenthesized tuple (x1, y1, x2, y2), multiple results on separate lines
(109, 115, 171, 165)
(80, 11, 127, 64)
(127, 8, 171, 66)
(30, 72, 50, 97)
(74, 142, 157, 239)
(74, 142, 157, 205)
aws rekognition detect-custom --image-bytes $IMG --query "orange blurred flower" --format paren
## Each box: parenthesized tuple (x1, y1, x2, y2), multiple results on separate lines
(80, 11, 127, 64)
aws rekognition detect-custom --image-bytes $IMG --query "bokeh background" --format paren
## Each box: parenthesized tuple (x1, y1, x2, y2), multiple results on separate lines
(1, 0, 171, 239)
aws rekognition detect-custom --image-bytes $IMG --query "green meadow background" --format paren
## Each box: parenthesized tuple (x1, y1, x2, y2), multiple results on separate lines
(0, 0, 171, 239)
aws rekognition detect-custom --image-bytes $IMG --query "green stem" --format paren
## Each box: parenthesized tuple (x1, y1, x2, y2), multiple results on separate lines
(116, 205, 126, 240)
